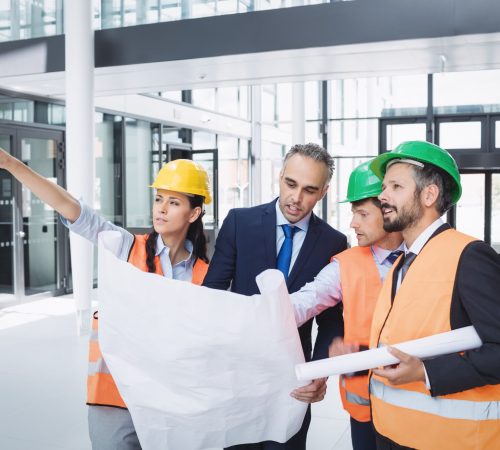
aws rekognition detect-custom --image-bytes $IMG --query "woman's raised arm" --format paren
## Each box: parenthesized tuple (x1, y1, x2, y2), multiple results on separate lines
(0, 147, 81, 223)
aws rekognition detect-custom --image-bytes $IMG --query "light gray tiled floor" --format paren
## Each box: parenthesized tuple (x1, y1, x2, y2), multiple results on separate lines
(0, 296, 351, 450)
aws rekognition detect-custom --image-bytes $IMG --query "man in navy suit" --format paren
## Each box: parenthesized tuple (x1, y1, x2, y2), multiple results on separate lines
(203, 143, 347, 450)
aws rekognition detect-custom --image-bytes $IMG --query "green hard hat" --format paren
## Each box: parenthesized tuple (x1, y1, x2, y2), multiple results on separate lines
(340, 159, 382, 203)
(370, 141, 462, 204)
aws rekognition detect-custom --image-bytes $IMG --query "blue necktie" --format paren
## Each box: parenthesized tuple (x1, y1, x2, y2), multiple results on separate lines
(277, 224, 296, 280)
(386, 250, 403, 265)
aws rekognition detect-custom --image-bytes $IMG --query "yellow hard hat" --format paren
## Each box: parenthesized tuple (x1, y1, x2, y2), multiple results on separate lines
(150, 159, 212, 204)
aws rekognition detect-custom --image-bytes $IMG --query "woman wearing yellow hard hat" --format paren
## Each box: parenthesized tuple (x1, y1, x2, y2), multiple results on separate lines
(0, 147, 211, 449)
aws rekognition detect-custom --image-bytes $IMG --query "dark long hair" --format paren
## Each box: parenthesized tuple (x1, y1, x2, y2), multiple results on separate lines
(145, 194, 209, 273)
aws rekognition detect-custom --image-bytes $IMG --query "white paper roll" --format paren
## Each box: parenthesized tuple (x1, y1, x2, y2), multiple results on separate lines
(295, 326, 482, 381)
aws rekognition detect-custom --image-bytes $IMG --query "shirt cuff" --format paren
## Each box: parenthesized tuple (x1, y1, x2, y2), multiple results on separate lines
(423, 364, 431, 390)
(60, 199, 85, 228)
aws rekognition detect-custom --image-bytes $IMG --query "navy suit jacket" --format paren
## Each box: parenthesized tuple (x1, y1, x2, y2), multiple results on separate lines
(203, 199, 348, 362)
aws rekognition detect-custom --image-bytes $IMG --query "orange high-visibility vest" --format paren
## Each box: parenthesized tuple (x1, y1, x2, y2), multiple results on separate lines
(369, 229, 500, 450)
(87, 234, 208, 409)
(335, 246, 382, 422)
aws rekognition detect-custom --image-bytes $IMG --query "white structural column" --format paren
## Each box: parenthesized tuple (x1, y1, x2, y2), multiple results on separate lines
(292, 82, 305, 145)
(64, 1, 95, 335)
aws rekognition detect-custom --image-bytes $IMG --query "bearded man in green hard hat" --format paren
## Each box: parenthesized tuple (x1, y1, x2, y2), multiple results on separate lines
(289, 159, 403, 450)
(367, 141, 500, 450)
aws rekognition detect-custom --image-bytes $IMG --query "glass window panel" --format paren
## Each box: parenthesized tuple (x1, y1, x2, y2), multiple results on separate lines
(218, 139, 249, 221)
(218, 135, 238, 159)
(22, 137, 59, 295)
(492, 174, 500, 253)
(262, 85, 277, 124)
(455, 174, 485, 240)
(0, 133, 14, 299)
(386, 123, 426, 151)
(193, 131, 216, 149)
(496, 122, 500, 148)
(439, 122, 482, 150)
(260, 141, 284, 203)
(305, 81, 321, 121)
(328, 157, 371, 241)
(305, 121, 322, 145)
(239, 87, 249, 119)
(330, 75, 427, 119)
(192, 88, 216, 111)
(329, 119, 379, 156)
(160, 91, 182, 102)
(434, 70, 500, 110)
(125, 119, 154, 228)
(277, 84, 292, 122)
(217, 87, 239, 117)
(95, 113, 123, 225)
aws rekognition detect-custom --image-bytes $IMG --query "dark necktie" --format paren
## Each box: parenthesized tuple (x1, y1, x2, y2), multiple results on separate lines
(276, 224, 296, 280)
(386, 250, 403, 265)
(400, 251, 417, 282)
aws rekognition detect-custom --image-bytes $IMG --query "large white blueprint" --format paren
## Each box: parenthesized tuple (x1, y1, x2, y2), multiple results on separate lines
(97, 231, 308, 450)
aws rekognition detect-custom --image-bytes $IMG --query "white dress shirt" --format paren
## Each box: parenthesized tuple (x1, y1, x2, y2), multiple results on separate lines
(292, 243, 404, 327)
(61, 200, 195, 281)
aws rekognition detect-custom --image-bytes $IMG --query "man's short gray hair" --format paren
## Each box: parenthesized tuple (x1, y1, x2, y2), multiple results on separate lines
(283, 143, 334, 182)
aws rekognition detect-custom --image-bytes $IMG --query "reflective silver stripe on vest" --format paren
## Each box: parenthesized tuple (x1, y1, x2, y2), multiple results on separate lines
(341, 375, 370, 406)
(90, 328, 98, 341)
(88, 358, 111, 376)
(371, 378, 500, 421)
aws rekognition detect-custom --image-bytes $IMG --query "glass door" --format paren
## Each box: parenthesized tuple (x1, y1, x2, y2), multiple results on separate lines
(0, 125, 66, 304)
(0, 130, 15, 306)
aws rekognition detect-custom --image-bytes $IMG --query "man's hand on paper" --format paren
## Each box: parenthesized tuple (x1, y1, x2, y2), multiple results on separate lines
(328, 337, 359, 357)
(290, 378, 327, 403)
(372, 347, 425, 385)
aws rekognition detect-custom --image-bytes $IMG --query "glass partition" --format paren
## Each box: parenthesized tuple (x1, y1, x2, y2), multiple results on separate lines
(125, 118, 154, 228)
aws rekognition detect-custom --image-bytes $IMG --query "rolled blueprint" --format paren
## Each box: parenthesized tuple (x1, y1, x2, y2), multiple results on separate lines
(295, 326, 482, 381)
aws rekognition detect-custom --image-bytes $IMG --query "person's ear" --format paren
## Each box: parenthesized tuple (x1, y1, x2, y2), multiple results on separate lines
(188, 206, 202, 223)
(422, 184, 439, 208)
(319, 184, 330, 200)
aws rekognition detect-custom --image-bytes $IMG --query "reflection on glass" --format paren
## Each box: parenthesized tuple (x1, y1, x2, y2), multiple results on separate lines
(260, 142, 284, 204)
(330, 75, 427, 119)
(125, 119, 154, 228)
(22, 137, 58, 295)
(192, 152, 216, 228)
(0, 134, 14, 299)
(329, 119, 378, 156)
(386, 123, 426, 150)
(95, 113, 123, 225)
(456, 174, 484, 240)
(434, 70, 500, 109)
(0, 0, 63, 42)
(217, 138, 249, 222)
(305, 121, 322, 145)
(305, 81, 321, 120)
(492, 174, 500, 253)
(328, 157, 370, 243)
(439, 122, 481, 150)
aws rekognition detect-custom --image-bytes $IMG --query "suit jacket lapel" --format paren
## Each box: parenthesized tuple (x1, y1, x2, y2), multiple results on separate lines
(287, 213, 321, 288)
(262, 200, 278, 269)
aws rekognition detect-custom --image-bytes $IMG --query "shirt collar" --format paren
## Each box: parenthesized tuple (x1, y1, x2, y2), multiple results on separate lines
(371, 243, 405, 264)
(156, 234, 194, 266)
(275, 199, 311, 232)
(404, 218, 444, 256)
